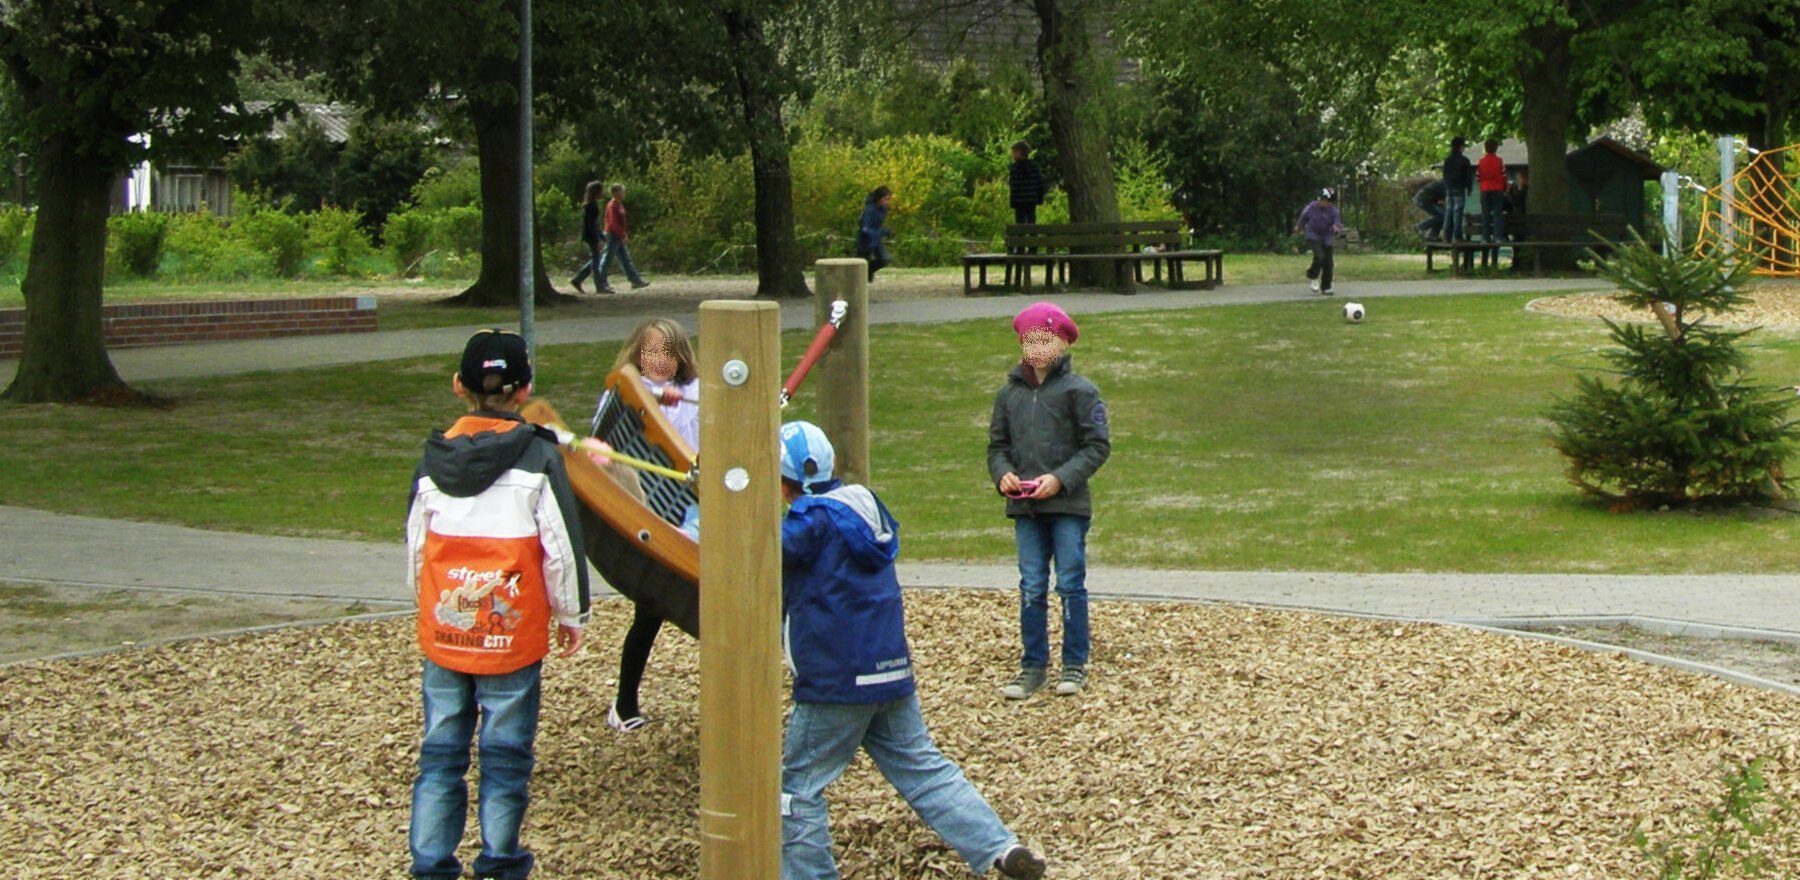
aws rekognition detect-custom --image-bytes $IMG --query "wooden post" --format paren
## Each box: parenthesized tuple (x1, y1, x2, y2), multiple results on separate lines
(698, 300, 783, 880)
(813, 258, 871, 486)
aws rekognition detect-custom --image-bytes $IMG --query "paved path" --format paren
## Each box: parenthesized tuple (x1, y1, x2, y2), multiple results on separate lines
(8, 507, 1796, 634)
(0, 276, 1604, 386)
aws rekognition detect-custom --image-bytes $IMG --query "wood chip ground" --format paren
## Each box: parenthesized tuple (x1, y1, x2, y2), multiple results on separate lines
(5, 591, 1797, 878)
(1531, 280, 1800, 330)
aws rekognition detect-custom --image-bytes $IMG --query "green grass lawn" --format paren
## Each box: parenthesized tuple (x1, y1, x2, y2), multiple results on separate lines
(8, 289, 1797, 573)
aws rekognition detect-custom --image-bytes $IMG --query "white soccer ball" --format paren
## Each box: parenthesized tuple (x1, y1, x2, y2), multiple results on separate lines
(1343, 302, 1366, 323)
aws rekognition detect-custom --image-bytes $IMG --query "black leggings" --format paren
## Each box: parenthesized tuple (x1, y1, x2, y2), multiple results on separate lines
(614, 605, 663, 719)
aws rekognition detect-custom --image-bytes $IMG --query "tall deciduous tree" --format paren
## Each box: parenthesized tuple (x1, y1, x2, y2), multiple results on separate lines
(0, 0, 296, 403)
(1032, 0, 1126, 289)
(312, 0, 601, 306)
(720, 5, 810, 297)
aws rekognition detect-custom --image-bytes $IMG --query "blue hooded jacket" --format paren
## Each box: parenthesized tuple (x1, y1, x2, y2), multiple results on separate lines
(781, 480, 915, 705)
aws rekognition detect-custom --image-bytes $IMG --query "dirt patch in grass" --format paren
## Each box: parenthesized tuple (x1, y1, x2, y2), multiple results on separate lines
(1539, 624, 1800, 688)
(1530, 280, 1800, 330)
(0, 582, 378, 664)
(4, 590, 1797, 879)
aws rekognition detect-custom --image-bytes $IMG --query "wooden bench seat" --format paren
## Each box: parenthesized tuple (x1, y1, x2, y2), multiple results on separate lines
(1424, 213, 1647, 276)
(962, 221, 1225, 294)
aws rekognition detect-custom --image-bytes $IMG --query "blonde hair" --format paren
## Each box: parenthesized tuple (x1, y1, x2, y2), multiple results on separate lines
(615, 317, 698, 384)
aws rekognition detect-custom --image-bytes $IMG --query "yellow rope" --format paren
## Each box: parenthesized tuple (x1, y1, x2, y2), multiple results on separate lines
(1695, 144, 1800, 277)
(546, 423, 694, 482)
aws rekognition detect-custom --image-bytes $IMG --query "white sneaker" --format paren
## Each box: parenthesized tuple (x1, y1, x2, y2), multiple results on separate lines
(1322, 288, 1335, 297)
(1308, 278, 1321, 294)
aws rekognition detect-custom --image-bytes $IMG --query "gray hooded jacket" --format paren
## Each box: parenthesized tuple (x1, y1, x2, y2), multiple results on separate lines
(987, 355, 1110, 518)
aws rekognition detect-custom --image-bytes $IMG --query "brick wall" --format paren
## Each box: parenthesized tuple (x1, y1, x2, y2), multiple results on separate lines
(0, 296, 377, 358)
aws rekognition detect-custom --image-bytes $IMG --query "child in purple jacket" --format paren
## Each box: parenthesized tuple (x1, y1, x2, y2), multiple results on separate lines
(1295, 188, 1345, 296)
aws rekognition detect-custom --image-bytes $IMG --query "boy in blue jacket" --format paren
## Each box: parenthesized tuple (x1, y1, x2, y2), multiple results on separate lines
(778, 421, 1046, 880)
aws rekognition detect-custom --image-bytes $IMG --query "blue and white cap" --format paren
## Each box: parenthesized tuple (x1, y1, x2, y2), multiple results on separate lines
(780, 421, 835, 490)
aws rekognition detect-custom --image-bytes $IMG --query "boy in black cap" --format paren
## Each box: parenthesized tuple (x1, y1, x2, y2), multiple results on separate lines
(1441, 136, 1473, 242)
(406, 328, 589, 880)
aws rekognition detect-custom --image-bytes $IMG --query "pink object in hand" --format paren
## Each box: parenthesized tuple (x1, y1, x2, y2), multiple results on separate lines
(1004, 479, 1040, 499)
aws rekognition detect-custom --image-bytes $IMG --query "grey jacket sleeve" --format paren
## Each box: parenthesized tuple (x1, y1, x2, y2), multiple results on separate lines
(1051, 381, 1110, 492)
(986, 389, 1017, 485)
(541, 450, 592, 622)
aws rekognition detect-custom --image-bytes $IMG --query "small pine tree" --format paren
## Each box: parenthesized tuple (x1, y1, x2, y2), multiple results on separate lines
(1547, 236, 1799, 506)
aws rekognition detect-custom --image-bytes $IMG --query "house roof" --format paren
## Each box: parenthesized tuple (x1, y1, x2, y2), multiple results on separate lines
(245, 101, 354, 144)
(1568, 137, 1664, 180)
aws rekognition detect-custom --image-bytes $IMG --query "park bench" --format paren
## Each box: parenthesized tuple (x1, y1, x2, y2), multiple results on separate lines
(962, 221, 1224, 295)
(1425, 213, 1644, 276)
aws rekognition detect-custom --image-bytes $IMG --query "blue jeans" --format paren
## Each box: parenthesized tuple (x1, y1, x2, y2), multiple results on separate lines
(410, 659, 542, 880)
(1442, 190, 1467, 241)
(1480, 190, 1506, 242)
(571, 239, 601, 287)
(597, 231, 645, 287)
(782, 695, 1016, 880)
(1014, 514, 1090, 669)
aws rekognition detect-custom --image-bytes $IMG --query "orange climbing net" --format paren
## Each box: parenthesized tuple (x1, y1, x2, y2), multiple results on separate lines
(1695, 144, 1800, 276)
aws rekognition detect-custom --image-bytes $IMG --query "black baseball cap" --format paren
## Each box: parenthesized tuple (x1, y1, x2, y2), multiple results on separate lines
(459, 328, 532, 395)
(1451, 136, 1467, 149)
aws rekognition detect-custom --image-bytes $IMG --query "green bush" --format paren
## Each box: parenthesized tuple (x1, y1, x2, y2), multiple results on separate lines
(307, 205, 374, 276)
(435, 205, 483, 257)
(236, 209, 308, 277)
(110, 211, 170, 277)
(383, 210, 435, 276)
(0, 205, 33, 267)
(411, 161, 481, 211)
(162, 211, 262, 280)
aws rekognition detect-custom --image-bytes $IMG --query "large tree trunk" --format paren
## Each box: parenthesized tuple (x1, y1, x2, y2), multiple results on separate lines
(1518, 20, 1578, 268)
(721, 8, 810, 298)
(448, 94, 566, 307)
(1034, 0, 1128, 291)
(2, 136, 127, 403)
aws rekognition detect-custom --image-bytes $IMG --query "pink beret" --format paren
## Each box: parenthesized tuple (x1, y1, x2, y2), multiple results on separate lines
(1012, 301, 1078, 344)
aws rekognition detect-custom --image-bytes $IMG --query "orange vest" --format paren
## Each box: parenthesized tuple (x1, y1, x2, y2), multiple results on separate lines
(415, 417, 554, 675)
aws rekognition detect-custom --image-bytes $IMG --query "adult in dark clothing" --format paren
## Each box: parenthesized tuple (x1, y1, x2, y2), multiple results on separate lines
(1441, 136, 1473, 242)
(1007, 140, 1047, 225)
(856, 186, 894, 282)
(570, 180, 605, 294)
(1412, 179, 1447, 240)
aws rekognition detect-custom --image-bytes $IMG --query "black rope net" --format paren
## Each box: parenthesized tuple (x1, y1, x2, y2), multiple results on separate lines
(590, 390, 697, 528)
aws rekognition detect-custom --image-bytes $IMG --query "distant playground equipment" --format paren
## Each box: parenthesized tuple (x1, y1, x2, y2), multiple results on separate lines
(1693, 140, 1800, 277)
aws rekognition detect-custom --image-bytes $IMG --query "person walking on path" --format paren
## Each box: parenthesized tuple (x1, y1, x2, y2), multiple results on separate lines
(1441, 136, 1473, 242)
(570, 180, 605, 295)
(856, 186, 895, 282)
(1477, 139, 1507, 242)
(1007, 141, 1047, 225)
(1295, 188, 1344, 296)
(988, 303, 1110, 701)
(777, 420, 1048, 880)
(597, 183, 650, 293)
(406, 329, 590, 880)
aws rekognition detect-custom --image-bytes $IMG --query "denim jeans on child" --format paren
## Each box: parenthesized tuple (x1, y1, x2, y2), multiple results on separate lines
(410, 659, 542, 880)
(571, 240, 602, 288)
(1479, 190, 1506, 242)
(782, 694, 1017, 880)
(597, 231, 645, 287)
(1442, 190, 1467, 241)
(1015, 513, 1091, 669)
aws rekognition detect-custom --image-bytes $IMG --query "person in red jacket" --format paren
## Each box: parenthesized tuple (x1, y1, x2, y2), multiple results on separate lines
(597, 183, 650, 293)
(1476, 139, 1508, 243)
